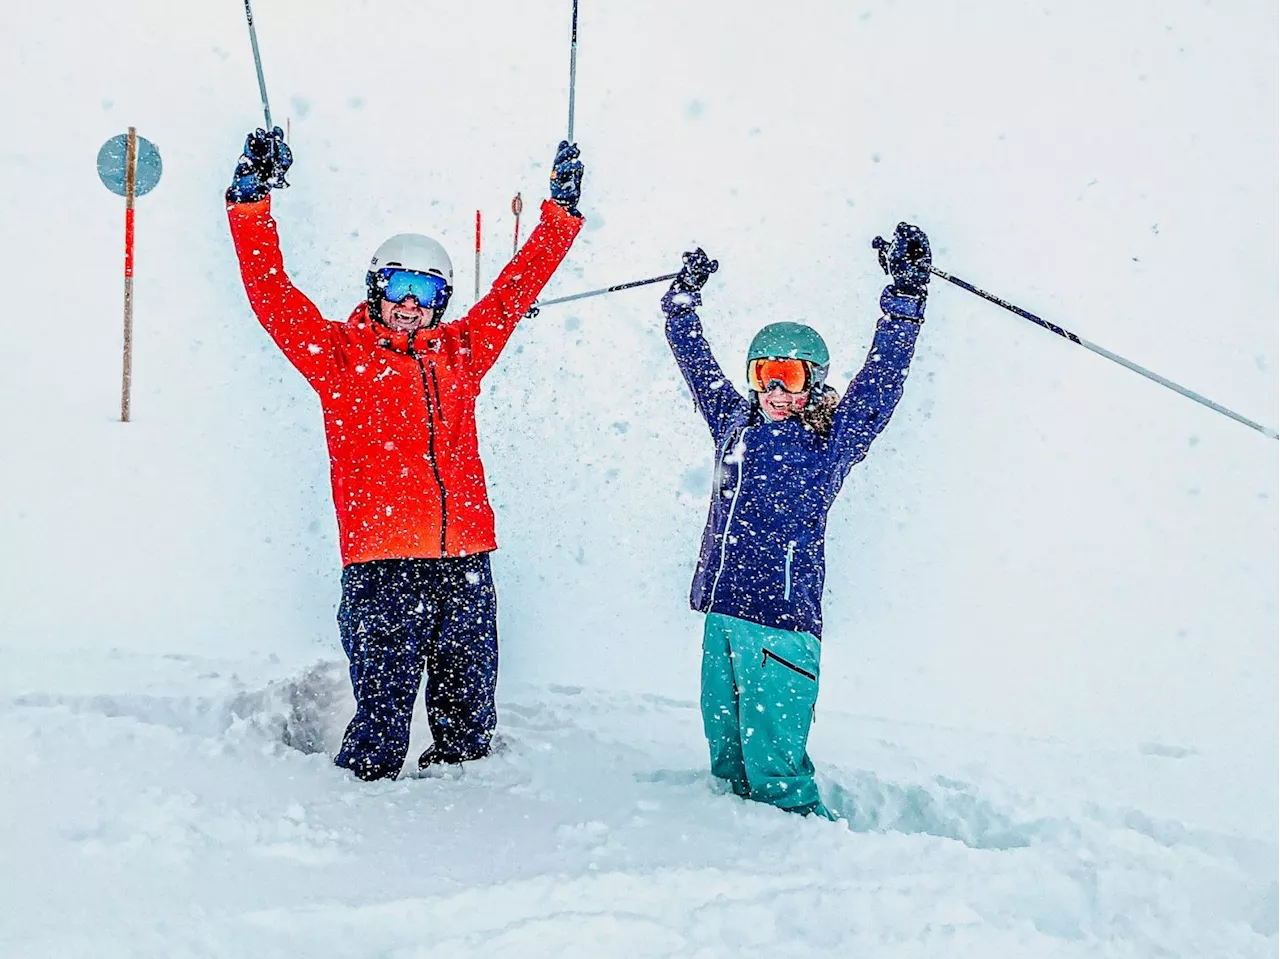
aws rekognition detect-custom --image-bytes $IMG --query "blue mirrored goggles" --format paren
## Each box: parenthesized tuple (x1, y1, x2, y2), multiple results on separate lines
(374, 268, 452, 310)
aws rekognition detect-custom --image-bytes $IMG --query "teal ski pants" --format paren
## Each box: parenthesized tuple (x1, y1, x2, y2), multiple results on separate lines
(701, 612, 822, 813)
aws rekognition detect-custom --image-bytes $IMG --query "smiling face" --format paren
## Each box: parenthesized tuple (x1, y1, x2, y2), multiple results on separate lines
(379, 295, 435, 333)
(759, 383, 810, 421)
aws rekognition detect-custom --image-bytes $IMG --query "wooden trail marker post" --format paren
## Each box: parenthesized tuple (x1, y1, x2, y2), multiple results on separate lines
(121, 130, 137, 422)
(474, 210, 482, 302)
(97, 128, 162, 422)
(512, 193, 523, 256)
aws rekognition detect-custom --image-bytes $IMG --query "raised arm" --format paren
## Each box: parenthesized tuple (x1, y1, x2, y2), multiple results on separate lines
(456, 199, 583, 379)
(225, 128, 338, 387)
(662, 250, 748, 446)
(830, 222, 932, 475)
(829, 315, 921, 474)
(457, 141, 586, 380)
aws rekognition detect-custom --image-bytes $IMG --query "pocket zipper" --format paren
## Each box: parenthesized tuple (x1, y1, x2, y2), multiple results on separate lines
(784, 541, 795, 600)
(762, 647, 816, 681)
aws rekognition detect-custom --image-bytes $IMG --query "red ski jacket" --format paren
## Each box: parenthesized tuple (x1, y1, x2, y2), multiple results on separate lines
(228, 196, 583, 565)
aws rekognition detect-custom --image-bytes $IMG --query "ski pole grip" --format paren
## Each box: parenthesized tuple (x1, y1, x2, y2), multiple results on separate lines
(872, 235, 890, 275)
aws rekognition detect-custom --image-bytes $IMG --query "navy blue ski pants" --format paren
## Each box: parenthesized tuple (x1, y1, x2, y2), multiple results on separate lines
(333, 554, 498, 781)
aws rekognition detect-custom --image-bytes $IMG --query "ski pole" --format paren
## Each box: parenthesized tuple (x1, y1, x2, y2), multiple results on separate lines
(243, 0, 273, 129)
(566, 0, 579, 141)
(905, 249, 1279, 441)
(528, 271, 678, 316)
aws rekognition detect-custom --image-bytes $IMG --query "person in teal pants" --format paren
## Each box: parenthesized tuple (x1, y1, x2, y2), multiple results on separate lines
(701, 613, 825, 810)
(660, 226, 930, 815)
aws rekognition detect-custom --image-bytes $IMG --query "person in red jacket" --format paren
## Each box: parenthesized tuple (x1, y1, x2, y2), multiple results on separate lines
(226, 127, 585, 780)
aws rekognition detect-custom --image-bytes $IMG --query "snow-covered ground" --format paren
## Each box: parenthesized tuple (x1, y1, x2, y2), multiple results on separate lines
(1, 0, 1275, 955)
(3, 651, 1275, 957)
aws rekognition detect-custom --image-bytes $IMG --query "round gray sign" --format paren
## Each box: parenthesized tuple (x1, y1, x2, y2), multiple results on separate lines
(97, 133, 163, 197)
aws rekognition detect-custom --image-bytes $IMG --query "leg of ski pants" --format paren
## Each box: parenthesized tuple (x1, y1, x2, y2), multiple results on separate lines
(422, 553, 498, 760)
(334, 560, 434, 780)
(701, 613, 749, 796)
(724, 616, 822, 812)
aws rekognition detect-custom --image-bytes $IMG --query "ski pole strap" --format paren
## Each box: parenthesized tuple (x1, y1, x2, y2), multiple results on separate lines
(930, 266, 1279, 440)
(527, 272, 679, 317)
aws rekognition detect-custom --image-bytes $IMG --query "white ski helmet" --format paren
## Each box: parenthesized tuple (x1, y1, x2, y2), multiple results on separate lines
(366, 233, 455, 320)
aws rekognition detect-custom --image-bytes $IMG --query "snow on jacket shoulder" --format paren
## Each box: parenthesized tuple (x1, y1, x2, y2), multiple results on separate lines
(663, 289, 921, 638)
(228, 196, 583, 565)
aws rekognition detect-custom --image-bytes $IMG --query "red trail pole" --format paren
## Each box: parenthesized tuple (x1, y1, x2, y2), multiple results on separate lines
(474, 210, 482, 302)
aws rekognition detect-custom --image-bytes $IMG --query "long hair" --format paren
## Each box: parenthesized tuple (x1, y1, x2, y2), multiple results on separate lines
(797, 386, 840, 439)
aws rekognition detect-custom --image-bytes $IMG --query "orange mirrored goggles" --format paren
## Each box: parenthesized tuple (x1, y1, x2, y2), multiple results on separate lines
(747, 357, 816, 394)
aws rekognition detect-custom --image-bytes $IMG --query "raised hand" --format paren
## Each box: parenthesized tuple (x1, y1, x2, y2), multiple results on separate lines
(672, 248, 719, 294)
(873, 223, 931, 322)
(226, 126, 292, 204)
(874, 222, 931, 295)
(549, 140, 584, 217)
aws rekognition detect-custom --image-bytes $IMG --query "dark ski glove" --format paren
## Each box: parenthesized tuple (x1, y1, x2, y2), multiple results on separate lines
(873, 222, 931, 322)
(671, 248, 719, 294)
(226, 126, 292, 204)
(662, 248, 718, 315)
(549, 140, 584, 217)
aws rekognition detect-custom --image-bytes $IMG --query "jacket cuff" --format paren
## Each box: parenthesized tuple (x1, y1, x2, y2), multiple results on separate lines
(880, 285, 926, 322)
(226, 194, 272, 216)
(226, 173, 270, 205)
(550, 196, 582, 219)
(662, 287, 701, 317)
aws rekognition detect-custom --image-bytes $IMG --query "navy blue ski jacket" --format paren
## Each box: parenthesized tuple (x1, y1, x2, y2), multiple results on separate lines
(663, 288, 921, 639)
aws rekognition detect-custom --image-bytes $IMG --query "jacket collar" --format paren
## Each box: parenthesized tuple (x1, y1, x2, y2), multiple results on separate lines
(347, 303, 440, 354)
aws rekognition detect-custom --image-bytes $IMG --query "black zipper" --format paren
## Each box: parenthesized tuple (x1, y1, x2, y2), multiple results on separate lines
(761, 648, 816, 681)
(408, 344, 448, 555)
(425, 360, 450, 556)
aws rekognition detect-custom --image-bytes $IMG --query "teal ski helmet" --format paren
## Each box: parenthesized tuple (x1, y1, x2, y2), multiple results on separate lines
(746, 322, 830, 391)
